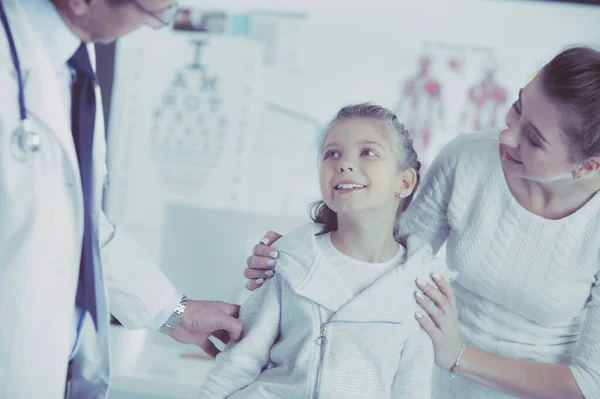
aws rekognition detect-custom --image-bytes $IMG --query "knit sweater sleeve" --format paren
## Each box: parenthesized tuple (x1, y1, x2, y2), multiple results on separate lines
(197, 274, 283, 398)
(569, 270, 600, 399)
(397, 136, 460, 254)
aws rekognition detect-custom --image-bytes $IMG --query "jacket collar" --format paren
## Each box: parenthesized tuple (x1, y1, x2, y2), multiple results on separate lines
(275, 225, 433, 323)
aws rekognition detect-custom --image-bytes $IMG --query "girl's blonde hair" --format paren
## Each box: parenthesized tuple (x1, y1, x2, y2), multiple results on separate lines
(309, 103, 421, 236)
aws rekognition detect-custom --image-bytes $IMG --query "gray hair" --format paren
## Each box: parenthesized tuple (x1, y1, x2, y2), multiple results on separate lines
(310, 103, 422, 236)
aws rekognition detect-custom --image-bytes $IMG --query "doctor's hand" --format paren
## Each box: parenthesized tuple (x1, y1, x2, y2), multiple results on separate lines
(414, 275, 463, 370)
(169, 300, 241, 358)
(244, 231, 282, 291)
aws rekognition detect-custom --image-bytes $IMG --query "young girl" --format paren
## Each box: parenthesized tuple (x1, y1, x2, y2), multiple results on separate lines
(197, 103, 456, 398)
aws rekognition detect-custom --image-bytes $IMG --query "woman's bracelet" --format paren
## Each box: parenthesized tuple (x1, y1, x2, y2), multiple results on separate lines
(450, 343, 469, 378)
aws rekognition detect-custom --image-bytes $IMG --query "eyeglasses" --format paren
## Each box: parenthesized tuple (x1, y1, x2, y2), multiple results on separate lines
(129, 1, 180, 27)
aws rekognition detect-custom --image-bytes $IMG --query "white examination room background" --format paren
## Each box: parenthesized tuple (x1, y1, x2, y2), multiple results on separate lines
(104, 1, 600, 396)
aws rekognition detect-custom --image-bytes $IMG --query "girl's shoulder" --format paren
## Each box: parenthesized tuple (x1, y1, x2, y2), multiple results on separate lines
(271, 223, 325, 284)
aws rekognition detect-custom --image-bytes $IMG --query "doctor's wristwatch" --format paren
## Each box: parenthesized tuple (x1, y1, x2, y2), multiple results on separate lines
(159, 295, 188, 335)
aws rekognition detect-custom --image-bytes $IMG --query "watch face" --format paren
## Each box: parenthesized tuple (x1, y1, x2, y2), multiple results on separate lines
(176, 295, 188, 314)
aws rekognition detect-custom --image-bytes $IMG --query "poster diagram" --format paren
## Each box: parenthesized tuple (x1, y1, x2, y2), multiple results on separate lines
(394, 55, 445, 157)
(106, 31, 264, 225)
(393, 43, 511, 166)
(460, 64, 508, 131)
(106, 11, 321, 225)
(152, 37, 262, 208)
(150, 41, 238, 197)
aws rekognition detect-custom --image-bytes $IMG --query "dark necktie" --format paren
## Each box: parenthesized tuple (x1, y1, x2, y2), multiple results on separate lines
(68, 42, 99, 328)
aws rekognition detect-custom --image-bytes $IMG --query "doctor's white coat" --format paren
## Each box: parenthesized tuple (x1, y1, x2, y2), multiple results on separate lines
(0, 0, 180, 397)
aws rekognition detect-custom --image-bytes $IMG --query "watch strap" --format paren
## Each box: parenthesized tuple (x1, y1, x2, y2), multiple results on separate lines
(158, 294, 187, 335)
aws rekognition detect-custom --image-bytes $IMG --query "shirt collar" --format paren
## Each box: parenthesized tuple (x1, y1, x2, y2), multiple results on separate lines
(21, 0, 82, 72)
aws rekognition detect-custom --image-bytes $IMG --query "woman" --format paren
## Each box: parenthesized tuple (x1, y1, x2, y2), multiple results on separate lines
(245, 46, 600, 399)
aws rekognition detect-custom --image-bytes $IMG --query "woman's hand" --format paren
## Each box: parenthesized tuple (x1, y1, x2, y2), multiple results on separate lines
(244, 231, 282, 290)
(414, 274, 463, 370)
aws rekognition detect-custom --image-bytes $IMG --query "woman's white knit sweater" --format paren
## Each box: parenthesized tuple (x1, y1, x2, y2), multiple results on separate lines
(399, 129, 600, 399)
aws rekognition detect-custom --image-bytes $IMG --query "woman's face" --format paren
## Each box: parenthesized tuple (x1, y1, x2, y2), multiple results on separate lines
(498, 76, 575, 182)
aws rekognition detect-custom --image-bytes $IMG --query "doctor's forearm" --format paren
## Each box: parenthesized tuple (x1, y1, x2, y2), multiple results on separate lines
(100, 216, 181, 329)
(458, 346, 584, 399)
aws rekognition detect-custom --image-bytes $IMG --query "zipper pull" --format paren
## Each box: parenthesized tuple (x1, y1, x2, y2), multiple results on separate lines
(316, 323, 327, 346)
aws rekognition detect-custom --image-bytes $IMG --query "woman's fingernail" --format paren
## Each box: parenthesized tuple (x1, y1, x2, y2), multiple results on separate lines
(269, 251, 278, 259)
(265, 270, 274, 276)
(260, 237, 270, 245)
(256, 278, 264, 285)
(266, 259, 277, 267)
(416, 278, 425, 286)
(415, 311, 425, 319)
(415, 291, 424, 299)
(432, 273, 441, 280)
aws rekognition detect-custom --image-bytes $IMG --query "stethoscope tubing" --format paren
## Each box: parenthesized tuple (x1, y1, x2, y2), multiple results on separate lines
(1, 1, 43, 158)
(0, 0, 27, 122)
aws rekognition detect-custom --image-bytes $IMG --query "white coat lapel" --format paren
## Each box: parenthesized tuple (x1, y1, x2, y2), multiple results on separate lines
(9, 0, 80, 180)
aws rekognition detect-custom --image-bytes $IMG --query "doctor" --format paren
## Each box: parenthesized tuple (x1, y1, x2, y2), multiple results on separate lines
(0, 0, 242, 398)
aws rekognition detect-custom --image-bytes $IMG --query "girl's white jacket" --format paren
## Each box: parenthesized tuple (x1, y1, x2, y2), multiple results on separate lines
(198, 224, 455, 398)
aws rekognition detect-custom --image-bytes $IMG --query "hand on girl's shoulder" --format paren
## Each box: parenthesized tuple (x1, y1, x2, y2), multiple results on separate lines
(265, 223, 325, 283)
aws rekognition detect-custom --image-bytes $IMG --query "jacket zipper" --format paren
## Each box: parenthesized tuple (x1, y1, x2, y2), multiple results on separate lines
(312, 321, 328, 399)
(311, 312, 403, 399)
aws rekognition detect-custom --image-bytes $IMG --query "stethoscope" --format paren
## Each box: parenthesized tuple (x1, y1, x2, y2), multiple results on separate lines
(0, 1, 43, 161)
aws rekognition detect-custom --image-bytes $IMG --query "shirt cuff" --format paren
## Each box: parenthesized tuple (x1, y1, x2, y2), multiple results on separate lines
(568, 364, 597, 399)
(147, 291, 185, 331)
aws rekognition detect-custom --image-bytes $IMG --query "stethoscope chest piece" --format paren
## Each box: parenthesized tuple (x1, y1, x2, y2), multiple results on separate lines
(11, 119, 42, 161)
(2, 2, 44, 162)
